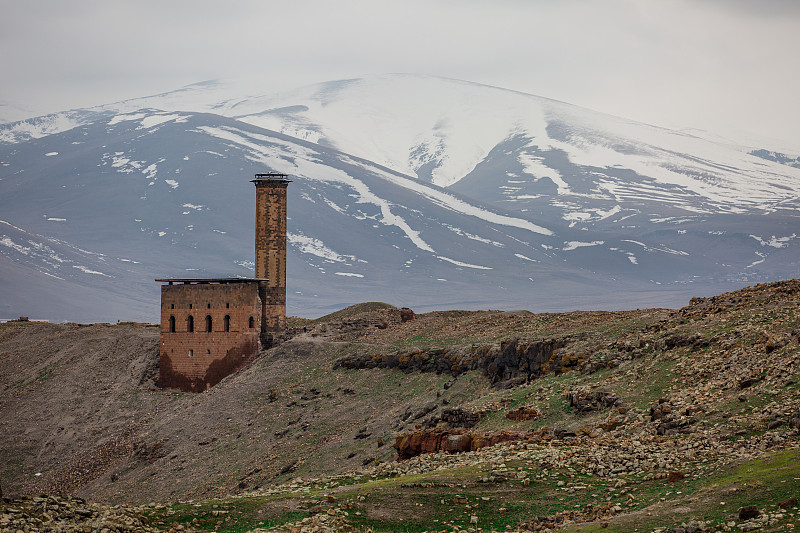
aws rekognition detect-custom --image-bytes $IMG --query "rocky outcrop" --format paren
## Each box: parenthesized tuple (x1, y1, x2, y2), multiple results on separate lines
(393, 429, 530, 460)
(423, 407, 482, 428)
(567, 390, 620, 413)
(335, 337, 571, 385)
(309, 306, 405, 340)
(506, 407, 541, 421)
(650, 398, 698, 436)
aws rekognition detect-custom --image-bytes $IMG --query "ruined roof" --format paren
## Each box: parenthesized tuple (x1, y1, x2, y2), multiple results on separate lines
(155, 278, 267, 284)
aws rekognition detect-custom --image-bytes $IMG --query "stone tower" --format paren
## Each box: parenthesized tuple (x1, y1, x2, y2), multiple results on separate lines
(157, 172, 291, 392)
(252, 173, 290, 337)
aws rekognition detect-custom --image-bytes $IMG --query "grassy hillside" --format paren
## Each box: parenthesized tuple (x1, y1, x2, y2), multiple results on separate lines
(1, 280, 799, 532)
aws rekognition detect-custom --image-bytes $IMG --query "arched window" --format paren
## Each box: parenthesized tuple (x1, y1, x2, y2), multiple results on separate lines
(248, 316, 255, 329)
(187, 315, 194, 333)
(224, 315, 231, 332)
(168, 315, 175, 333)
(205, 315, 213, 332)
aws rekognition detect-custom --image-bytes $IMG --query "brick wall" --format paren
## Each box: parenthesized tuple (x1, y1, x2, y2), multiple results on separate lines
(159, 282, 261, 392)
(254, 181, 288, 331)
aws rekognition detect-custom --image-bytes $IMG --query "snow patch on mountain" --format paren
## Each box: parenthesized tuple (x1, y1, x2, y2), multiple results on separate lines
(436, 256, 492, 270)
(747, 252, 767, 268)
(0, 235, 30, 255)
(518, 153, 569, 194)
(288, 232, 361, 264)
(442, 223, 504, 247)
(563, 240, 604, 251)
(750, 234, 798, 248)
(621, 239, 690, 257)
(138, 113, 186, 129)
(0, 220, 119, 283)
(72, 265, 111, 277)
(109, 113, 149, 126)
(0, 111, 89, 144)
(345, 158, 553, 236)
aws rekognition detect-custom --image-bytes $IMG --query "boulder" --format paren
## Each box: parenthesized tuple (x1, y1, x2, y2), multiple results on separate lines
(779, 497, 798, 509)
(399, 307, 416, 322)
(738, 505, 760, 521)
(445, 433, 472, 453)
(667, 472, 685, 482)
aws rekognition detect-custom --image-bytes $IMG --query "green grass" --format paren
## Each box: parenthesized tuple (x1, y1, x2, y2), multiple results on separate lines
(624, 355, 679, 410)
(560, 449, 800, 532)
(135, 447, 800, 533)
(142, 496, 307, 532)
(705, 449, 800, 511)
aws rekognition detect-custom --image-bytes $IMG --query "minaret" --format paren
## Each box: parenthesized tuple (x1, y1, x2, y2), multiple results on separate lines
(252, 172, 290, 335)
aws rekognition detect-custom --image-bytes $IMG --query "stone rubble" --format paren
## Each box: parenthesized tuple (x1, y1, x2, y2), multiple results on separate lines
(0, 494, 177, 533)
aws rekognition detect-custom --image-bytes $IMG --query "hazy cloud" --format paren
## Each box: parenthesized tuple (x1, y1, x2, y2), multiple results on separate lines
(0, 0, 798, 144)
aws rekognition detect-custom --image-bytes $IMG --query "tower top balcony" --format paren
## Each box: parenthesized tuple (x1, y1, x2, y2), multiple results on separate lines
(252, 172, 292, 185)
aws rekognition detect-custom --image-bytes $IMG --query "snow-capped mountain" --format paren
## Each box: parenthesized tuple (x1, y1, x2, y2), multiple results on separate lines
(1, 75, 798, 322)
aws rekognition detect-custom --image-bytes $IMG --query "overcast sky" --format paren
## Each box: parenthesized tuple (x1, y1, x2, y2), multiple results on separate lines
(2, 0, 799, 144)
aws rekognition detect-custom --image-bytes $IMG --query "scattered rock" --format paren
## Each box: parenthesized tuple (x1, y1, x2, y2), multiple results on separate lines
(354, 427, 372, 440)
(506, 407, 540, 421)
(0, 495, 167, 533)
(424, 407, 481, 429)
(568, 390, 619, 412)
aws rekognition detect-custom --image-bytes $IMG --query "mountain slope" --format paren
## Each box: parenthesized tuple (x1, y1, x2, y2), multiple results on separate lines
(1, 280, 799, 533)
(3, 109, 700, 321)
(1, 76, 798, 321)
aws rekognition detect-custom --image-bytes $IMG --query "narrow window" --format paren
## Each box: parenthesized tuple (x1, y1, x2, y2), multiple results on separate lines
(224, 315, 231, 332)
(206, 315, 213, 332)
(207, 303, 211, 309)
(226, 302, 230, 309)
(249, 316, 255, 329)
(168, 315, 175, 333)
(170, 303, 175, 309)
(189, 303, 193, 309)
(188, 349, 193, 357)
(187, 315, 194, 332)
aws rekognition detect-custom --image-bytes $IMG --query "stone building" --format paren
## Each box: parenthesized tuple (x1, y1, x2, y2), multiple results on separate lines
(157, 173, 290, 392)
